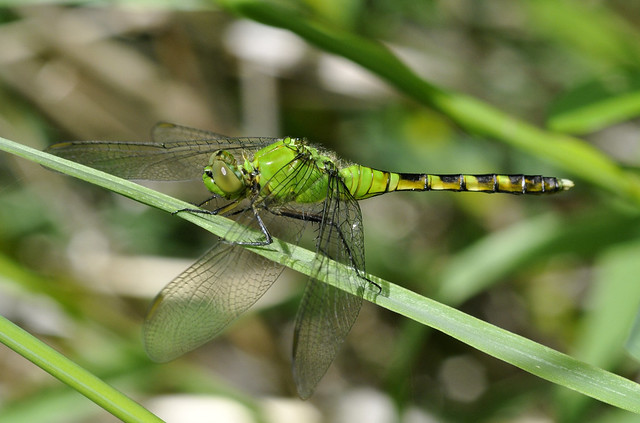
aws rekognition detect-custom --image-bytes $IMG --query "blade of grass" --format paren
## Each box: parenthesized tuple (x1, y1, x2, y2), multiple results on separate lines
(0, 313, 163, 423)
(556, 241, 640, 421)
(435, 213, 564, 304)
(219, 0, 640, 205)
(435, 209, 640, 305)
(546, 71, 640, 135)
(528, 0, 640, 67)
(2, 135, 640, 412)
(548, 86, 640, 135)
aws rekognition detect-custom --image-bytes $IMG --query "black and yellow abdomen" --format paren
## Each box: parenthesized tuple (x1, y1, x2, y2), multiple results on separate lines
(341, 165, 573, 199)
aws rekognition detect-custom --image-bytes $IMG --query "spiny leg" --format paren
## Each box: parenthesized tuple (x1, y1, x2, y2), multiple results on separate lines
(272, 207, 380, 292)
(175, 200, 274, 247)
(171, 195, 230, 216)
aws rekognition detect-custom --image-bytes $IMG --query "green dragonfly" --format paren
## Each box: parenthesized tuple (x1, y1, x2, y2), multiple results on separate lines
(46, 123, 573, 398)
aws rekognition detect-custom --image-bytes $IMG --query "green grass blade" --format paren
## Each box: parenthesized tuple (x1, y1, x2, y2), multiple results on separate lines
(2, 135, 640, 412)
(556, 241, 640, 420)
(0, 313, 163, 423)
(528, 0, 640, 67)
(547, 72, 640, 135)
(550, 88, 640, 134)
(628, 311, 640, 362)
(435, 213, 564, 304)
(371, 273, 640, 414)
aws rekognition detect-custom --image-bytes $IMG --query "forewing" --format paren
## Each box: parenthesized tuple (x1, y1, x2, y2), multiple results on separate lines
(143, 237, 283, 362)
(290, 168, 366, 399)
(45, 122, 276, 181)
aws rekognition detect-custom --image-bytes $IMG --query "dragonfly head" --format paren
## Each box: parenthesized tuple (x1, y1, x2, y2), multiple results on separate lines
(203, 151, 247, 199)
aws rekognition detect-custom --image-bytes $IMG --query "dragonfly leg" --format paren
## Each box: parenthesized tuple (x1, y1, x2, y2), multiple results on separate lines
(173, 199, 272, 246)
(172, 199, 238, 216)
(271, 208, 381, 293)
(196, 194, 220, 208)
(172, 208, 216, 216)
(231, 206, 273, 246)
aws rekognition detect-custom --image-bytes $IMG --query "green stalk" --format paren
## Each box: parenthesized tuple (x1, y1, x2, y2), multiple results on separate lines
(0, 313, 163, 423)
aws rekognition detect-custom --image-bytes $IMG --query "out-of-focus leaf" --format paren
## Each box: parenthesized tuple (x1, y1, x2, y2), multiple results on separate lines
(627, 312, 640, 361)
(558, 240, 640, 421)
(435, 210, 640, 304)
(548, 72, 640, 134)
(528, 0, 640, 67)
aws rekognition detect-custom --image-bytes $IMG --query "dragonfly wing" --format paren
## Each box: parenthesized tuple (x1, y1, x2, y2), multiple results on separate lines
(45, 123, 276, 181)
(45, 139, 215, 180)
(143, 194, 294, 362)
(290, 168, 366, 399)
(293, 279, 363, 398)
(143, 237, 284, 362)
(151, 122, 231, 142)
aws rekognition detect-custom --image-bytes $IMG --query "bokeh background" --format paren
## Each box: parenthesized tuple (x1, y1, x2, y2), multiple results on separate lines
(1, 1, 640, 422)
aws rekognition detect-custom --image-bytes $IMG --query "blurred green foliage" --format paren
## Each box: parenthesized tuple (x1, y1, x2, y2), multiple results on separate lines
(2, 1, 640, 422)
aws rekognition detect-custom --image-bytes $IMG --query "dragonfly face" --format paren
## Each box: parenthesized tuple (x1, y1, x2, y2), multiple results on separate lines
(202, 150, 249, 200)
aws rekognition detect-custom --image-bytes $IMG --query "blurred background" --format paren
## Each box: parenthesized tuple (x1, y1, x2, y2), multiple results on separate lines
(1, 1, 640, 422)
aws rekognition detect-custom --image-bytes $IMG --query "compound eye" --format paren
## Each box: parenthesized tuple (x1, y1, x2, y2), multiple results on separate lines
(204, 168, 214, 178)
(211, 161, 243, 194)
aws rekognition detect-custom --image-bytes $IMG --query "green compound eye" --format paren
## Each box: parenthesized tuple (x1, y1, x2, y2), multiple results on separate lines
(211, 160, 243, 194)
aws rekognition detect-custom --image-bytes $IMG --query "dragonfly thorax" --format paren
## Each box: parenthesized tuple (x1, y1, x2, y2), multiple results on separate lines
(202, 150, 249, 200)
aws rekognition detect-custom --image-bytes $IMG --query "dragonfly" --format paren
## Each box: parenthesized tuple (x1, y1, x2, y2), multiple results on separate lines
(46, 123, 573, 398)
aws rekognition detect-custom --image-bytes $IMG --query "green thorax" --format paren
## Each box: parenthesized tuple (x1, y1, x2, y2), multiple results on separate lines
(203, 138, 338, 204)
(252, 138, 333, 203)
(249, 138, 402, 202)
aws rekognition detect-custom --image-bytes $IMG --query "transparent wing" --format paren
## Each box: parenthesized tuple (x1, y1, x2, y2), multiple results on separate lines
(142, 152, 312, 362)
(151, 122, 231, 142)
(143, 202, 288, 362)
(45, 122, 277, 181)
(143, 238, 284, 362)
(287, 166, 366, 399)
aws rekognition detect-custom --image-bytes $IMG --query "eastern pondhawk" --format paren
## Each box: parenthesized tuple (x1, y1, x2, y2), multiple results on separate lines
(46, 123, 573, 398)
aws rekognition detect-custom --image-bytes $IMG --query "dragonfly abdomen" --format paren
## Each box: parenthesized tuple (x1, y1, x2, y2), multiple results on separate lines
(341, 165, 573, 198)
(396, 173, 573, 195)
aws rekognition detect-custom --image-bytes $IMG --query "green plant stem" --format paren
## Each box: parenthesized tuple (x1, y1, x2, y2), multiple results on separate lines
(0, 314, 164, 423)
